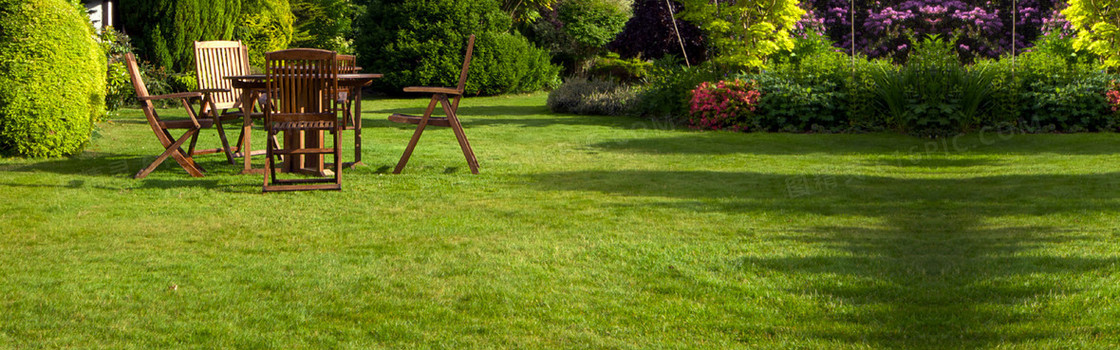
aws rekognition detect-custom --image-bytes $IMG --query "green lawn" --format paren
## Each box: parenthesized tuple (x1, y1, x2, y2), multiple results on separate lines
(2, 93, 1120, 349)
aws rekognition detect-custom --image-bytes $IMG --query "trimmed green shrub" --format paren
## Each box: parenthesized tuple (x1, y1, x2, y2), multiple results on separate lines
(0, 0, 106, 157)
(547, 79, 638, 116)
(355, 0, 559, 95)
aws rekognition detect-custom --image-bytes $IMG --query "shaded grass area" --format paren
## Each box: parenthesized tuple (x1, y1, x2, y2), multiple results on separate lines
(1, 93, 1119, 348)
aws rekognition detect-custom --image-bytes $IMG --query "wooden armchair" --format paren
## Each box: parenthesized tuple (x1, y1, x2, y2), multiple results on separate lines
(388, 35, 479, 174)
(193, 40, 262, 163)
(262, 49, 342, 192)
(124, 53, 228, 178)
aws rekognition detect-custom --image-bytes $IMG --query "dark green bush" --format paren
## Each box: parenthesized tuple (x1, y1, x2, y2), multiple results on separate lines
(632, 57, 722, 119)
(0, 0, 106, 157)
(101, 27, 197, 110)
(547, 79, 638, 116)
(609, 0, 707, 66)
(869, 36, 997, 137)
(522, 0, 630, 75)
(740, 50, 850, 132)
(355, 0, 559, 95)
(847, 57, 890, 132)
(101, 27, 135, 111)
(972, 57, 1020, 128)
(1016, 51, 1117, 132)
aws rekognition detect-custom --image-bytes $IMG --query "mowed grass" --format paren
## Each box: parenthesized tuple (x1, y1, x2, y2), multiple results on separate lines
(1, 92, 1120, 349)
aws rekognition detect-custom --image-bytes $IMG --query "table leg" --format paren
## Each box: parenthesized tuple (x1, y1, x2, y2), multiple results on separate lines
(345, 86, 364, 169)
(354, 87, 364, 167)
(240, 89, 257, 175)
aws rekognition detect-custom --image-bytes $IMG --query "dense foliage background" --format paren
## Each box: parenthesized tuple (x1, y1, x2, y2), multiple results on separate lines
(119, 0, 245, 72)
(3, 0, 1110, 151)
(354, 0, 559, 95)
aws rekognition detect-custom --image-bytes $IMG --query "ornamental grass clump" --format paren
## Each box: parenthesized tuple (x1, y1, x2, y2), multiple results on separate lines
(688, 80, 761, 131)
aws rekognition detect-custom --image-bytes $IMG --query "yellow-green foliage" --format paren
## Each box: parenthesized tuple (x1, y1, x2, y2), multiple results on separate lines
(0, 0, 106, 157)
(680, 0, 803, 70)
(238, 0, 296, 68)
(1065, 0, 1120, 70)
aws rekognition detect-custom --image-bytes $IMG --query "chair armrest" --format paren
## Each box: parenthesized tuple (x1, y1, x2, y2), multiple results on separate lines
(402, 86, 462, 95)
(197, 88, 230, 94)
(140, 91, 203, 101)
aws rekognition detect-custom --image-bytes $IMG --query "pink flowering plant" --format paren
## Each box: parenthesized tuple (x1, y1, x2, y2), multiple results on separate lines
(688, 80, 762, 131)
(1107, 81, 1120, 112)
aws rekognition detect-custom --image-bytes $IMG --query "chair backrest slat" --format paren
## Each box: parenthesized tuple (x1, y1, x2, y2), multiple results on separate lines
(194, 40, 250, 110)
(337, 55, 357, 74)
(265, 49, 338, 116)
(123, 53, 149, 100)
(456, 35, 476, 93)
(123, 53, 169, 133)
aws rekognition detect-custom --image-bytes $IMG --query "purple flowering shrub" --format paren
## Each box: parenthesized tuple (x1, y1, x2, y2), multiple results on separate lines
(801, 0, 1064, 61)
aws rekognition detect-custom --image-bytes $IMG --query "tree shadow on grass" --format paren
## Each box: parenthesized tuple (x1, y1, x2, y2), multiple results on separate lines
(363, 105, 660, 130)
(526, 170, 1120, 347)
(3, 152, 244, 177)
(591, 133, 1120, 156)
(0, 152, 253, 191)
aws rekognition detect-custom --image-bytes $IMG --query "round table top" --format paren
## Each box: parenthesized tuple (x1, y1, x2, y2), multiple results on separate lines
(224, 73, 383, 80)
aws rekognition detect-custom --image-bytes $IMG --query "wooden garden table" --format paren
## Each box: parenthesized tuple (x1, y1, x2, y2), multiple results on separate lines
(224, 73, 381, 175)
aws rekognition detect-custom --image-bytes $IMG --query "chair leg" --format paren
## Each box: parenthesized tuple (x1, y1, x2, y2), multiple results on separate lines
(393, 96, 441, 174)
(440, 96, 479, 174)
(266, 128, 279, 186)
(187, 128, 199, 156)
(214, 115, 236, 164)
(136, 129, 204, 179)
(334, 127, 343, 186)
(353, 89, 363, 167)
(262, 156, 272, 192)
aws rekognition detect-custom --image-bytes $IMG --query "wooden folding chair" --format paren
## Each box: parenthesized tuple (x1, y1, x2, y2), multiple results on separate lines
(193, 40, 262, 164)
(262, 49, 343, 192)
(124, 53, 225, 179)
(388, 35, 479, 174)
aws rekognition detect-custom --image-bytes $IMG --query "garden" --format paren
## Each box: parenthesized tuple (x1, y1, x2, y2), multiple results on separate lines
(1, 0, 1119, 348)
